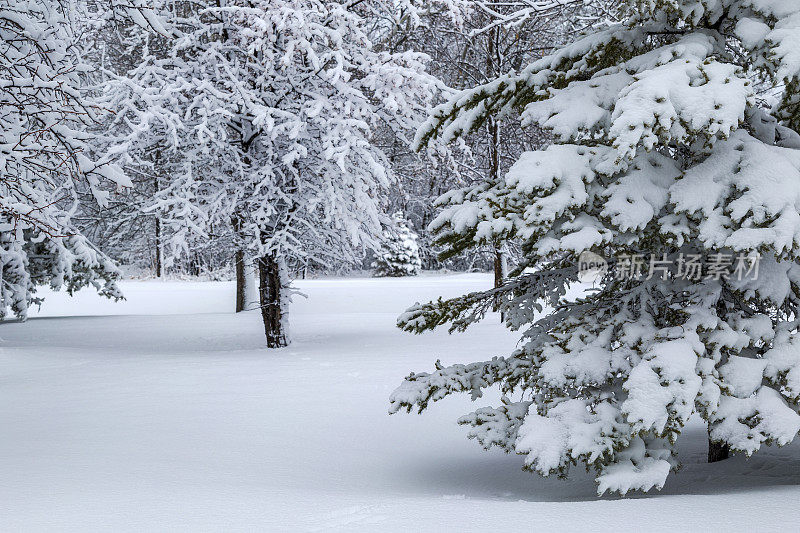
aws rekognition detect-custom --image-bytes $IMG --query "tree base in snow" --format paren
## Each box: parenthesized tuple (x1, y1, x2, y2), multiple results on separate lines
(708, 439, 730, 463)
(258, 255, 288, 349)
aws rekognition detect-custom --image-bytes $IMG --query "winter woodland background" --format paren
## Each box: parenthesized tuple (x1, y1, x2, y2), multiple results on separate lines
(3, 0, 800, 529)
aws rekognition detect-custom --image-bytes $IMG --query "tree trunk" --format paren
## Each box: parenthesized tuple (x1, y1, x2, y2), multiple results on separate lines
(493, 247, 507, 320)
(487, 27, 505, 321)
(494, 248, 507, 287)
(258, 254, 288, 348)
(233, 216, 245, 313)
(154, 217, 162, 278)
(189, 254, 201, 277)
(152, 153, 163, 278)
(708, 437, 730, 463)
(235, 249, 246, 312)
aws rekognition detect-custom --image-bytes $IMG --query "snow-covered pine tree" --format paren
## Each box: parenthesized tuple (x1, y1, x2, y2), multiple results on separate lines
(373, 212, 423, 277)
(0, 0, 144, 318)
(390, 0, 800, 495)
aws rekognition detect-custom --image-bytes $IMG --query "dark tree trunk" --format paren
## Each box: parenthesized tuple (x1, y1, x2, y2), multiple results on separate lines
(493, 247, 507, 321)
(258, 254, 288, 348)
(493, 249, 506, 288)
(708, 437, 730, 463)
(235, 249, 246, 313)
(152, 152, 163, 278)
(189, 254, 201, 277)
(233, 217, 245, 313)
(487, 27, 506, 321)
(154, 217, 162, 278)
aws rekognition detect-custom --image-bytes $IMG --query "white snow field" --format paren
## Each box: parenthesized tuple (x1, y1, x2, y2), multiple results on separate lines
(2, 273, 800, 531)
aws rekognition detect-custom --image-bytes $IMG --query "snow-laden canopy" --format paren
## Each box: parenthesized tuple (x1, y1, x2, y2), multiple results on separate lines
(0, 0, 145, 318)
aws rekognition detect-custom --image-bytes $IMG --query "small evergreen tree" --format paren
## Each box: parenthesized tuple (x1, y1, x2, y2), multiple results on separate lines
(373, 213, 423, 277)
(391, 0, 800, 495)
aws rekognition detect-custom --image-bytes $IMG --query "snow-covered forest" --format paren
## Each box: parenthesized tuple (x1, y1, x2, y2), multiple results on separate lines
(3, 0, 800, 529)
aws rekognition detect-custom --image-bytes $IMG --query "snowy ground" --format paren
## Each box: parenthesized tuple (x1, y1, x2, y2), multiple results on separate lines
(2, 273, 799, 531)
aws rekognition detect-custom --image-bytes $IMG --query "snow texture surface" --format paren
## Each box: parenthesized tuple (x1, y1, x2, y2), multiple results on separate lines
(2, 274, 800, 531)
